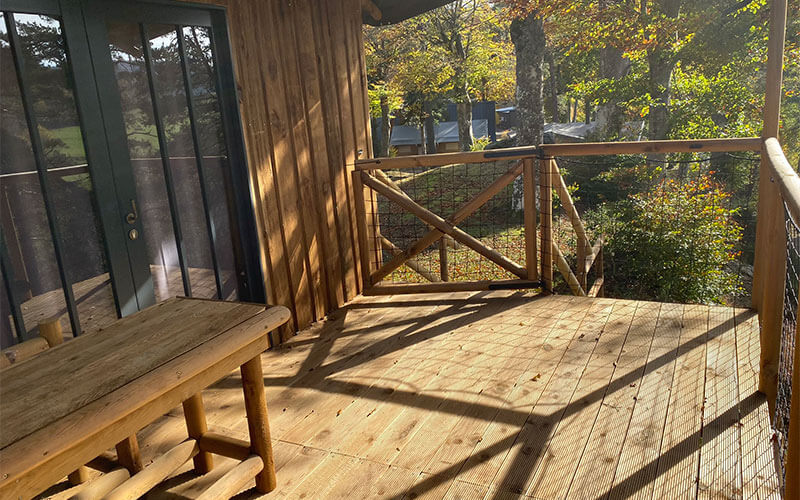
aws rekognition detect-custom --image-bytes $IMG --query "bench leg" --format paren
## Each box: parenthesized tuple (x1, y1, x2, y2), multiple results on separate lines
(68, 466, 90, 485)
(115, 435, 143, 474)
(240, 355, 276, 493)
(182, 393, 214, 474)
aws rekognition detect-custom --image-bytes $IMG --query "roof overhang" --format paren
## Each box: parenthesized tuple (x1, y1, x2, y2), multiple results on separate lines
(362, 0, 453, 25)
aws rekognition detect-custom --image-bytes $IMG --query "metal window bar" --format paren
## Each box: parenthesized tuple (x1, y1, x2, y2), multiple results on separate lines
(140, 22, 192, 297)
(176, 24, 224, 300)
(4, 12, 81, 336)
(0, 229, 27, 340)
(777, 201, 799, 494)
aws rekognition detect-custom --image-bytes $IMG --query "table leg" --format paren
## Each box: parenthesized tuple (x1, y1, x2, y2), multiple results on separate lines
(67, 466, 90, 485)
(240, 355, 276, 493)
(182, 393, 214, 474)
(115, 435, 143, 474)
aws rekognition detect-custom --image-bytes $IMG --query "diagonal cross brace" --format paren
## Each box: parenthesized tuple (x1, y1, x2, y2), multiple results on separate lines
(362, 169, 527, 280)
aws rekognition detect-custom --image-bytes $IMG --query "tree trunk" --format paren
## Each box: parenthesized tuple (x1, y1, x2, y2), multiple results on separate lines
(511, 12, 546, 146)
(596, 47, 630, 139)
(424, 101, 436, 154)
(545, 51, 559, 122)
(647, 48, 675, 141)
(646, 0, 681, 141)
(379, 94, 391, 157)
(456, 101, 474, 151)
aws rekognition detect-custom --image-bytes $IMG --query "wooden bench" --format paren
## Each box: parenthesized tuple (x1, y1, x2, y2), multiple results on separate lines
(0, 297, 290, 499)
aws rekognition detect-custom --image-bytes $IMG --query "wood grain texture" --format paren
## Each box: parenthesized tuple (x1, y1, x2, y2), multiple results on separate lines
(67, 292, 777, 500)
(0, 298, 262, 448)
(191, 0, 373, 339)
(0, 303, 289, 498)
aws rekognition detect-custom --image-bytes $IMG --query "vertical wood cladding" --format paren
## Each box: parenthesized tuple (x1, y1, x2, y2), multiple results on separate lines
(198, 0, 372, 338)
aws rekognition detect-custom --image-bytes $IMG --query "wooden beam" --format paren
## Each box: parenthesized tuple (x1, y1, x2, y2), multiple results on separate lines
(552, 161, 591, 289)
(367, 162, 523, 282)
(552, 241, 586, 297)
(355, 146, 541, 170)
(240, 355, 277, 493)
(361, 0, 382, 22)
(754, 0, 789, 406)
(182, 393, 213, 474)
(379, 235, 441, 283)
(540, 137, 761, 157)
(352, 171, 373, 291)
(196, 456, 263, 500)
(364, 280, 542, 295)
(105, 440, 199, 500)
(585, 236, 605, 276)
(71, 468, 130, 500)
(540, 158, 554, 292)
(199, 433, 252, 462)
(588, 277, 605, 298)
(362, 174, 527, 279)
(523, 158, 538, 281)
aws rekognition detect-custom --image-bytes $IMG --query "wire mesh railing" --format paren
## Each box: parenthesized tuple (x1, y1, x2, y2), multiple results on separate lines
(368, 161, 525, 283)
(777, 204, 799, 494)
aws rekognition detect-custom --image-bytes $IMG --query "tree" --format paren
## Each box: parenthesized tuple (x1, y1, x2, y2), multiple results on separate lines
(405, 0, 514, 150)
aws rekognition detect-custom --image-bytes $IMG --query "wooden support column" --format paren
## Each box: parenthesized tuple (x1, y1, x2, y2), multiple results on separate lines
(439, 238, 449, 281)
(352, 171, 373, 290)
(540, 158, 554, 292)
(753, 0, 788, 405)
(115, 435, 143, 474)
(523, 158, 538, 281)
(182, 393, 213, 474)
(240, 355, 276, 493)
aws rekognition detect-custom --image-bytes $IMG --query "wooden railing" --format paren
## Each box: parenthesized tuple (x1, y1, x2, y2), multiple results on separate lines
(760, 137, 799, 498)
(353, 137, 761, 298)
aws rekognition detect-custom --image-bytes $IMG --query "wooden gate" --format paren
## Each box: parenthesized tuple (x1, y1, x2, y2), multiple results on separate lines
(352, 147, 603, 296)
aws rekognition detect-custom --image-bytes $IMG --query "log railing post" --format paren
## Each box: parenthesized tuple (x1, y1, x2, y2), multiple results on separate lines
(523, 158, 538, 281)
(753, 0, 788, 406)
(439, 238, 449, 282)
(540, 157, 554, 292)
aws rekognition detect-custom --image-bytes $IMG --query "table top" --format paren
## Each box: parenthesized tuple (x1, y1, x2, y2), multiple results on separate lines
(0, 297, 279, 450)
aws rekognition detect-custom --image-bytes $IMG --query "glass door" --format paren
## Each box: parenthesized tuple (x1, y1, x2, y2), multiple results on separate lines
(0, 0, 264, 348)
(0, 0, 134, 344)
(83, 0, 264, 310)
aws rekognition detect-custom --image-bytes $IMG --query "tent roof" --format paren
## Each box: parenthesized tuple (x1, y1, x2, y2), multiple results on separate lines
(363, 0, 452, 25)
(390, 120, 489, 146)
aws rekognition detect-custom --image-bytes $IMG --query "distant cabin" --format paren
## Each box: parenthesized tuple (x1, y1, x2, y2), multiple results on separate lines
(389, 120, 490, 155)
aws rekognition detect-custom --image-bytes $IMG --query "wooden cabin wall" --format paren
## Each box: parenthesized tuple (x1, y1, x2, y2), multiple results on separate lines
(194, 0, 373, 338)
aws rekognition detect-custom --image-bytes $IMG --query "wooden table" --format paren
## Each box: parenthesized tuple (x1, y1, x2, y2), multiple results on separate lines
(0, 297, 290, 499)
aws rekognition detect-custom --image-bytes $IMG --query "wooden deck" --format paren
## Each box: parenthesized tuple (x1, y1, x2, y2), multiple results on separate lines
(45, 291, 781, 499)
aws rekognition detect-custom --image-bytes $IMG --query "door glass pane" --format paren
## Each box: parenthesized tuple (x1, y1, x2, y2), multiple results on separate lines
(181, 26, 241, 300)
(107, 21, 186, 301)
(147, 24, 216, 299)
(1, 12, 117, 339)
(183, 26, 239, 300)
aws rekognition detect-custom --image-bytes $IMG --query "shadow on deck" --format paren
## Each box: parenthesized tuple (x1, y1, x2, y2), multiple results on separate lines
(51, 291, 781, 499)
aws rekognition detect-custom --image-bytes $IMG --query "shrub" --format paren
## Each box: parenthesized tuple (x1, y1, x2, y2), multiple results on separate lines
(587, 175, 743, 304)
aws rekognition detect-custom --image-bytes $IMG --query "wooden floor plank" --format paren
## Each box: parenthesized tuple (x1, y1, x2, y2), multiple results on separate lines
(489, 300, 616, 495)
(82, 292, 776, 500)
(564, 301, 661, 499)
(734, 309, 782, 499)
(651, 304, 709, 499)
(607, 302, 683, 499)
(698, 306, 742, 499)
(525, 300, 631, 499)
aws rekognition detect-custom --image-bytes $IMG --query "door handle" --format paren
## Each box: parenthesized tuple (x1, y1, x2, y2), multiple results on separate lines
(125, 199, 138, 224)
